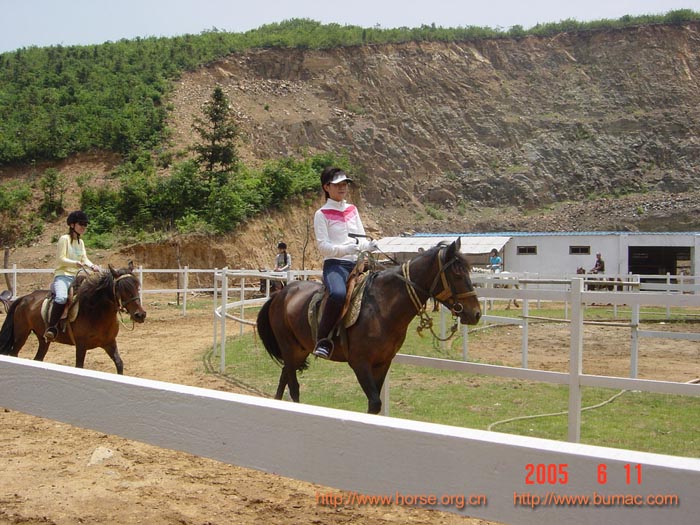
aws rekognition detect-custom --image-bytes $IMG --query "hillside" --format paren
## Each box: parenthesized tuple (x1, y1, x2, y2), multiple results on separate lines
(166, 23, 700, 229)
(4, 22, 700, 271)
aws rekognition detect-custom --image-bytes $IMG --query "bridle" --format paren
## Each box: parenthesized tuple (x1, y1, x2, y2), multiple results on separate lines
(401, 246, 477, 313)
(113, 274, 141, 313)
(399, 246, 477, 341)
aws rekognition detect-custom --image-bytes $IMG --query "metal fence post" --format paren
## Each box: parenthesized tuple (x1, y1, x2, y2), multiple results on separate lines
(12, 264, 18, 299)
(220, 268, 228, 373)
(239, 276, 245, 336)
(461, 323, 468, 361)
(568, 277, 584, 443)
(521, 290, 529, 369)
(183, 266, 189, 317)
(212, 269, 218, 354)
(631, 302, 640, 379)
(380, 368, 390, 416)
(137, 265, 144, 305)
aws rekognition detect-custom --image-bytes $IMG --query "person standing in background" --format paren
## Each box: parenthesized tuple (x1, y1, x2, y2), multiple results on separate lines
(488, 248, 502, 273)
(274, 242, 291, 272)
(591, 252, 605, 274)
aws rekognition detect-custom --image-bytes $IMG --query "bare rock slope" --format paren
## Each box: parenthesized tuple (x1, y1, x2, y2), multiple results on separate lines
(166, 23, 700, 238)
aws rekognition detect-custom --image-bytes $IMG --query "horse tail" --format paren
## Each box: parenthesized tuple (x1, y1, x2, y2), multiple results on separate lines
(0, 298, 20, 355)
(256, 297, 284, 366)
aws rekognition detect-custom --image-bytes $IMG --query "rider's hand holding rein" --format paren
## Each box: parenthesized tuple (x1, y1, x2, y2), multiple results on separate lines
(357, 239, 379, 252)
(78, 262, 101, 272)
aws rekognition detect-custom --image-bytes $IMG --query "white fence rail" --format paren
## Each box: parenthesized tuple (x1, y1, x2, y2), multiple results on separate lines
(2, 356, 700, 525)
(214, 272, 700, 444)
(3, 269, 700, 524)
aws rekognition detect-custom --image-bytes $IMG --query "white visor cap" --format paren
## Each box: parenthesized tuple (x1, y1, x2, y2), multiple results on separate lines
(329, 172, 353, 184)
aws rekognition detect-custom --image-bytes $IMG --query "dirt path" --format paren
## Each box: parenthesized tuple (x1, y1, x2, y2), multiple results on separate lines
(0, 302, 497, 525)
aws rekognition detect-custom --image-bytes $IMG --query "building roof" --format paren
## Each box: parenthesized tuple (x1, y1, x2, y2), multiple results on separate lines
(415, 231, 700, 237)
(377, 235, 510, 255)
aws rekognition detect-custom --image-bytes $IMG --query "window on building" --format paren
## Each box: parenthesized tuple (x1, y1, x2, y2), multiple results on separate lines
(569, 246, 591, 255)
(517, 245, 537, 255)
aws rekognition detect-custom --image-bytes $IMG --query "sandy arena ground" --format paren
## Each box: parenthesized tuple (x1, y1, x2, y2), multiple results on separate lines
(1, 298, 698, 525)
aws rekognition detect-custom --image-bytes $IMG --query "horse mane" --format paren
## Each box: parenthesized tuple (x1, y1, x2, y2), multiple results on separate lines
(76, 270, 116, 310)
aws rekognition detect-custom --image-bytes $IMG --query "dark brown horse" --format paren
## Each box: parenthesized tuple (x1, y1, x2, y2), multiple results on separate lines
(576, 267, 622, 291)
(256, 239, 481, 414)
(0, 264, 146, 374)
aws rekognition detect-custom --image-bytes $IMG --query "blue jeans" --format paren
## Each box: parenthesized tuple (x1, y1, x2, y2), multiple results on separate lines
(323, 259, 355, 304)
(318, 259, 355, 340)
(51, 275, 74, 305)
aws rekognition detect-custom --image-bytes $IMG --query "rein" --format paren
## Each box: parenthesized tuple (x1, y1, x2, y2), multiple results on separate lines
(399, 246, 477, 342)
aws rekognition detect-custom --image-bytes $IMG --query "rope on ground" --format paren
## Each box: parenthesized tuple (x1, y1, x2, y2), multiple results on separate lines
(486, 390, 628, 432)
(202, 332, 272, 398)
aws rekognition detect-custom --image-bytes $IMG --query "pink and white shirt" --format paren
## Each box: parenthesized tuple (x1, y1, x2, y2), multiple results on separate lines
(314, 199, 366, 262)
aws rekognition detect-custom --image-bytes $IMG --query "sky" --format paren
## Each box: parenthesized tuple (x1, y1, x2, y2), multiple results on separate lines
(2, 0, 700, 53)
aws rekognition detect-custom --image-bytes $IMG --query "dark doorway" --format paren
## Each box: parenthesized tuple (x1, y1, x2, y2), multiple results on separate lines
(628, 246, 691, 276)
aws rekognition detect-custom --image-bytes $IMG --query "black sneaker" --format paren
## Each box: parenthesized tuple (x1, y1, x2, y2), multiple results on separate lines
(312, 340, 332, 359)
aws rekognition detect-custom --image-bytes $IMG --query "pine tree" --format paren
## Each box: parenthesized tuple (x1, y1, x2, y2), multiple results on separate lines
(192, 87, 239, 183)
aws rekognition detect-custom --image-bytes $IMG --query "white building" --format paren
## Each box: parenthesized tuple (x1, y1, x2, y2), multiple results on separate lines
(377, 232, 700, 276)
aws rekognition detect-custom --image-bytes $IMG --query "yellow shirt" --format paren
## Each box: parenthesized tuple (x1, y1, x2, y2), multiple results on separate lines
(54, 234, 94, 277)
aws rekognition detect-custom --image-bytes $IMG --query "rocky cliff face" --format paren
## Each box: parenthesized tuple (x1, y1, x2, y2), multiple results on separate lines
(169, 23, 700, 235)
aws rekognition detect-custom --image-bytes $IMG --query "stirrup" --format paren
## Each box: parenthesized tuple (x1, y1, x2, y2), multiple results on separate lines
(313, 338, 333, 360)
(44, 327, 57, 342)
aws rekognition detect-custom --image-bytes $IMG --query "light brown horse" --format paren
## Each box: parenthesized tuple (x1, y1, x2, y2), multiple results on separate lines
(256, 239, 481, 414)
(0, 264, 146, 374)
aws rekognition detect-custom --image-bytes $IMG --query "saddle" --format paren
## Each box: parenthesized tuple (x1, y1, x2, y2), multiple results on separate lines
(307, 259, 374, 348)
(0, 289, 12, 314)
(41, 277, 84, 335)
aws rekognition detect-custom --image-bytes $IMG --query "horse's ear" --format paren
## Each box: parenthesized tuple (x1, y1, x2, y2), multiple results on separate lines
(108, 264, 118, 277)
(447, 237, 461, 259)
(127, 260, 134, 272)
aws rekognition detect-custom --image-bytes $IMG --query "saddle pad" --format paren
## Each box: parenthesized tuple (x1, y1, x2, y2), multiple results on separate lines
(41, 298, 79, 325)
(306, 271, 370, 336)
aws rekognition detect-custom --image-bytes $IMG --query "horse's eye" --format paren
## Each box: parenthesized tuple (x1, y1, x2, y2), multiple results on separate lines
(453, 263, 466, 276)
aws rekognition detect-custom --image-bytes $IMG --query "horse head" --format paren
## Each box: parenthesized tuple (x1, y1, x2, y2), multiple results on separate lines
(109, 262, 147, 323)
(413, 238, 481, 325)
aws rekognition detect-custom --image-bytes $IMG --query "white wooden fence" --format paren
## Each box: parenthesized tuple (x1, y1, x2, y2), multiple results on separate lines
(2, 356, 700, 525)
(214, 271, 700, 444)
(2, 269, 700, 524)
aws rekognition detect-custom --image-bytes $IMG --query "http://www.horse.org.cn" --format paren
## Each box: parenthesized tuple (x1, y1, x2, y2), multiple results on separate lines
(0, 263, 146, 374)
(256, 238, 481, 414)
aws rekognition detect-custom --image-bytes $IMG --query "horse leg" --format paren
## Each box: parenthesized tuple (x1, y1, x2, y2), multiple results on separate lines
(32, 335, 50, 361)
(75, 345, 88, 369)
(274, 369, 288, 400)
(284, 365, 300, 402)
(274, 366, 300, 402)
(101, 341, 124, 375)
(506, 285, 519, 309)
(372, 363, 392, 395)
(351, 362, 382, 414)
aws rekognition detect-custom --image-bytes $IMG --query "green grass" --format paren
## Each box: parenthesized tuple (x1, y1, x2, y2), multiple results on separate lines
(218, 306, 700, 457)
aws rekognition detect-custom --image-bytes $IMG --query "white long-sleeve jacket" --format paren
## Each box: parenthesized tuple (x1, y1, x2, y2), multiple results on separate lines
(314, 199, 369, 262)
